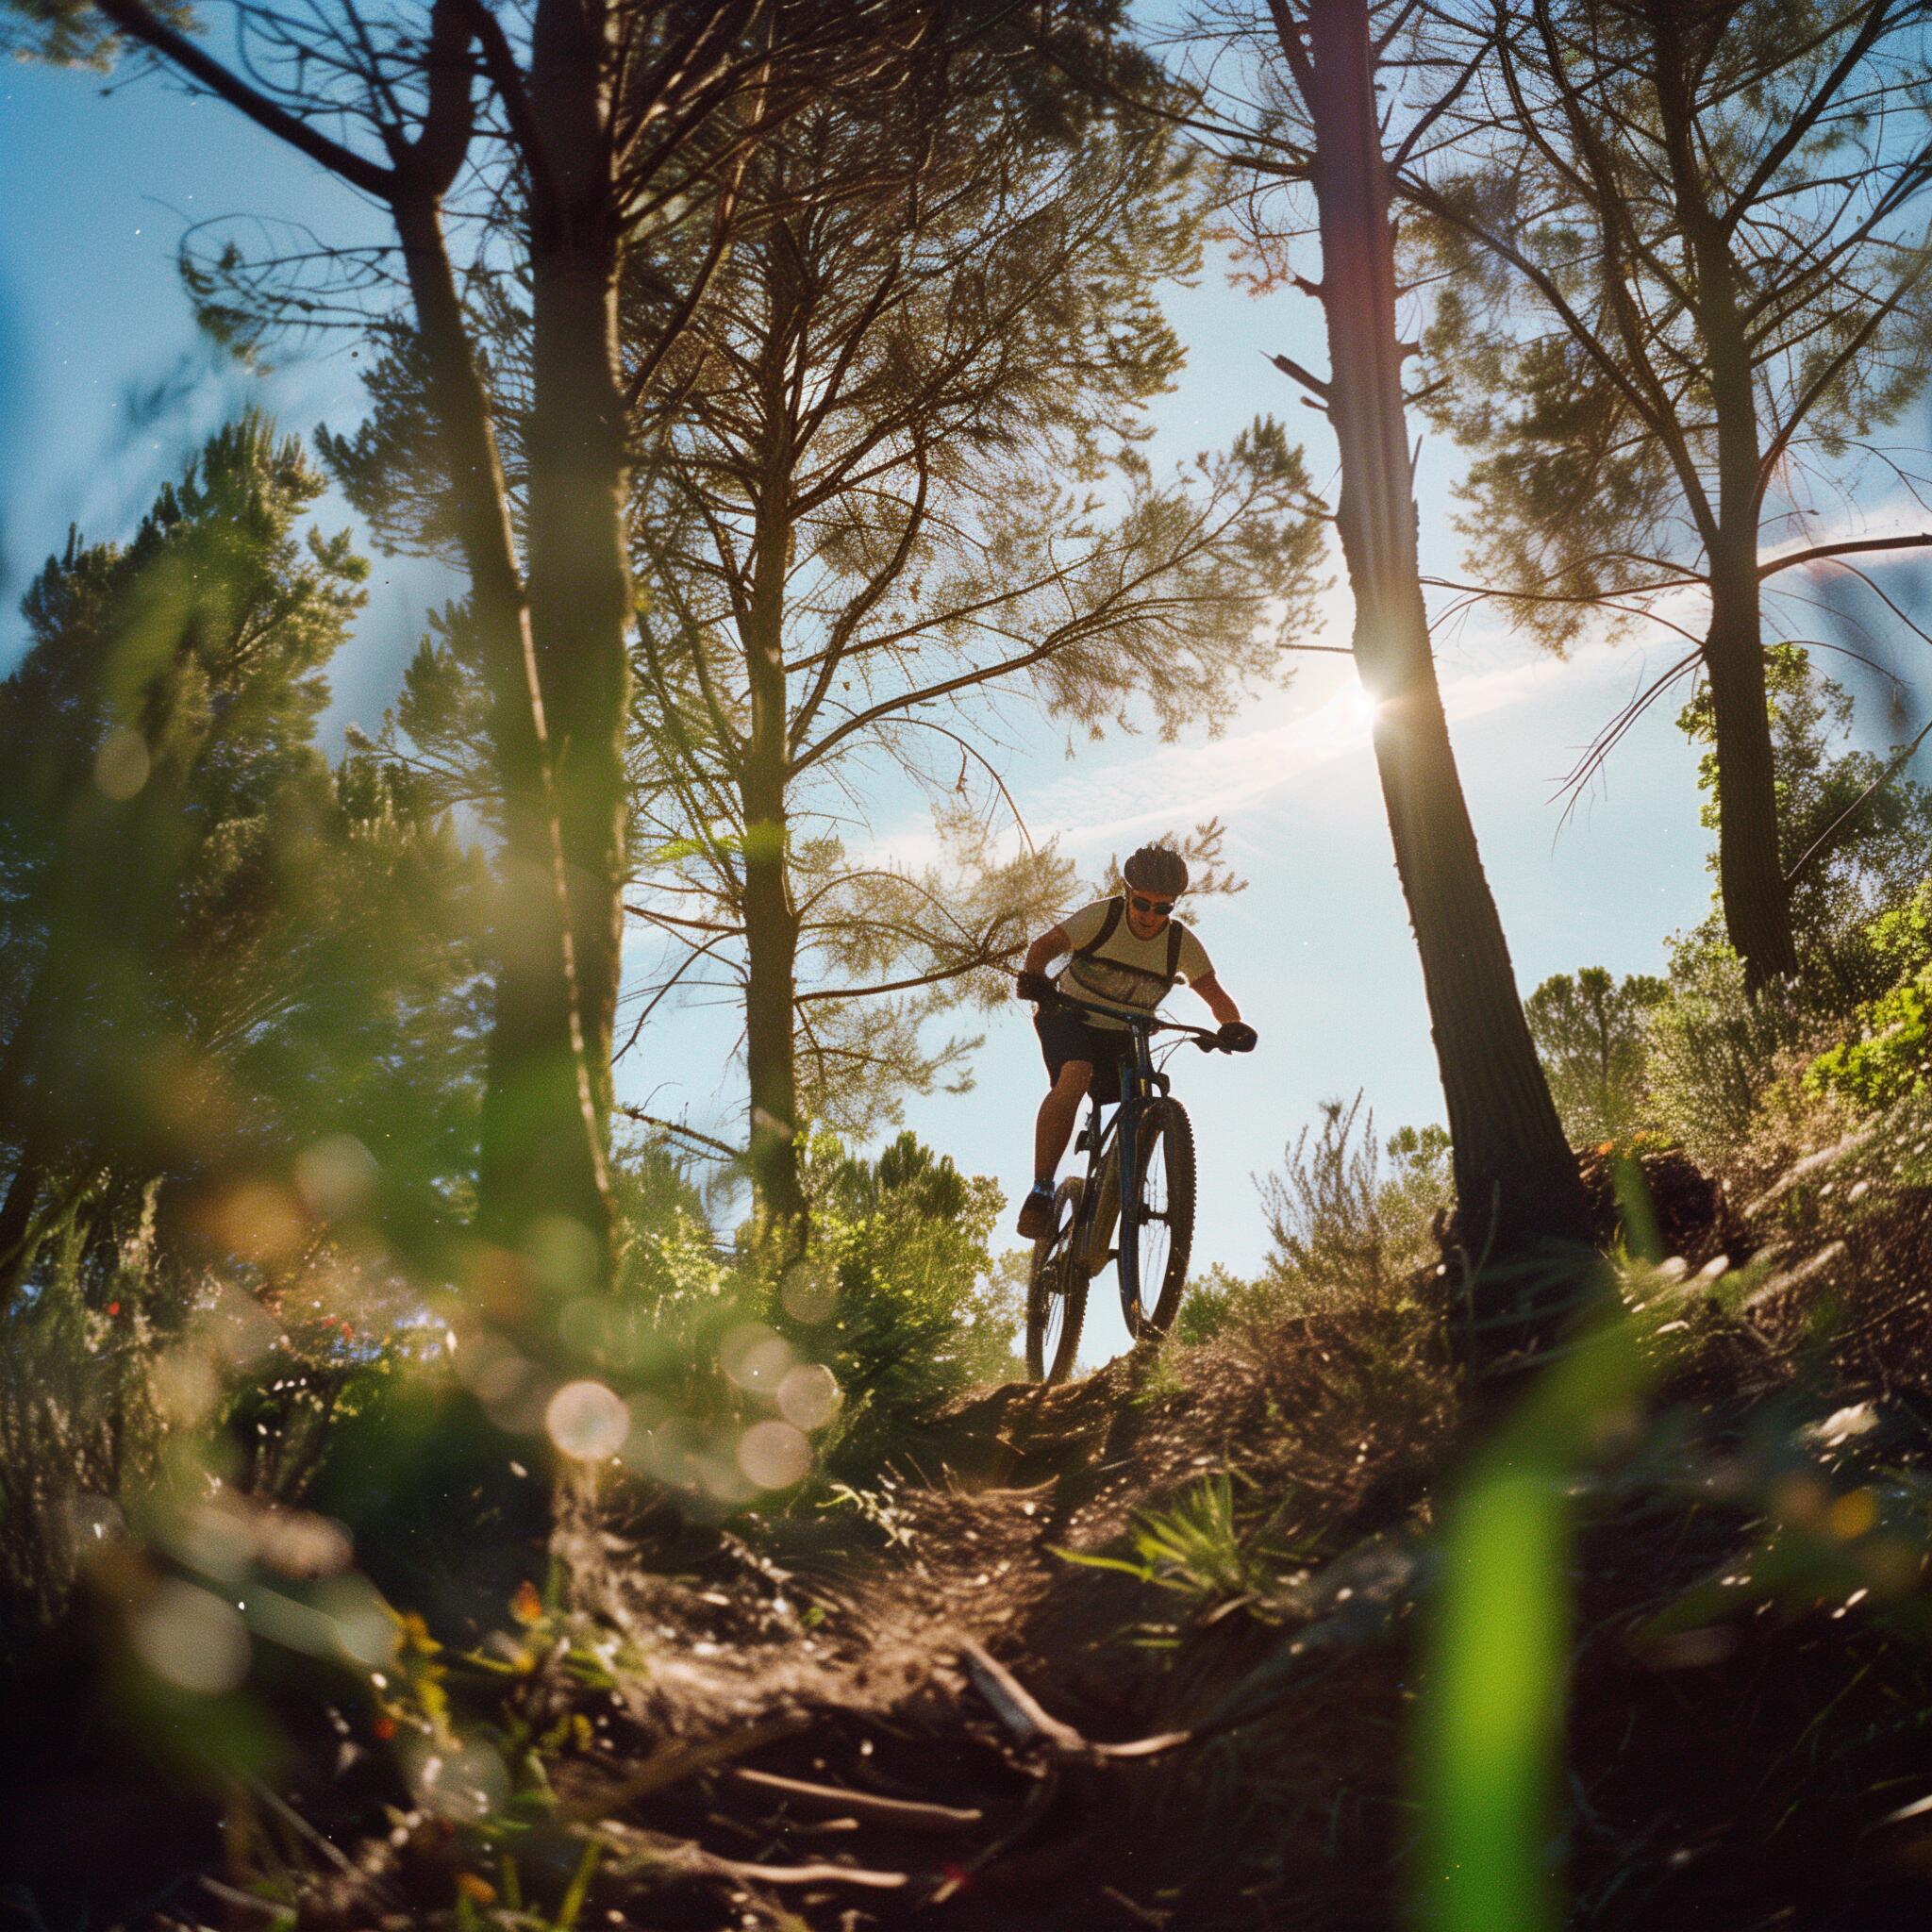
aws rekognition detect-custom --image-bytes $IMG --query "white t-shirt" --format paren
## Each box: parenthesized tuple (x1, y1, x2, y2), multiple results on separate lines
(1056, 898, 1213, 1031)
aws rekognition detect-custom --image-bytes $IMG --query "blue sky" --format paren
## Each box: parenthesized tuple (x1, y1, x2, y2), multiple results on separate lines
(4, 49, 1924, 1368)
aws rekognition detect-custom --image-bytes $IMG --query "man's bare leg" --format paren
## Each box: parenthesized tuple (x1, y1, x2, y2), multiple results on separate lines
(1034, 1060, 1091, 1190)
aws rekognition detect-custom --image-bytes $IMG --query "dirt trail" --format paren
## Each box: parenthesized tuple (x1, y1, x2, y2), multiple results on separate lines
(288, 1141, 1932, 1929)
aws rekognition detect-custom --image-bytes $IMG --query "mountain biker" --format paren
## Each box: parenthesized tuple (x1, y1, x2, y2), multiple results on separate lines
(1013, 841, 1256, 1240)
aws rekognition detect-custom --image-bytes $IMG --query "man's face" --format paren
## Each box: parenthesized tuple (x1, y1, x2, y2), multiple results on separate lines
(1124, 889, 1175, 941)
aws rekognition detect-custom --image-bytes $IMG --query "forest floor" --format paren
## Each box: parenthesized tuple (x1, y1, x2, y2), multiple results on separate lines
(13, 1123, 1932, 1930)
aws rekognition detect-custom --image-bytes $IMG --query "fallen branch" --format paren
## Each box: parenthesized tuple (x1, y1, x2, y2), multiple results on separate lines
(600, 1818, 910, 1894)
(958, 1638, 1089, 1755)
(560, 1714, 808, 1823)
(731, 1767, 984, 1837)
(957, 1639, 1191, 1762)
(708, 1856, 908, 1890)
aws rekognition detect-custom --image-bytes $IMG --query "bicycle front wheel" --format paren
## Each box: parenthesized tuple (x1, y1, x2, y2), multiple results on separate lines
(1120, 1097, 1195, 1341)
(1026, 1175, 1088, 1384)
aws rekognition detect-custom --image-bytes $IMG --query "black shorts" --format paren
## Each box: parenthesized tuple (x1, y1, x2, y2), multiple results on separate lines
(1035, 1006, 1133, 1099)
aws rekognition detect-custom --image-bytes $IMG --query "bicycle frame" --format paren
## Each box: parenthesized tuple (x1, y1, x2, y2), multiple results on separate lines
(1053, 995, 1211, 1327)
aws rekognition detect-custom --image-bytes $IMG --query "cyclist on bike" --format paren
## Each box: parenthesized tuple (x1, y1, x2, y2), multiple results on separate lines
(1013, 841, 1256, 1240)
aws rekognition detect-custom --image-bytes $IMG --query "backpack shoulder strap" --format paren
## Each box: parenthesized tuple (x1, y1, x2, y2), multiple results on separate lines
(1165, 919, 1184, 982)
(1074, 896, 1124, 958)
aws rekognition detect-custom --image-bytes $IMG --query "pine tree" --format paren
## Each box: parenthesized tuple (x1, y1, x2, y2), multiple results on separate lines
(0, 419, 489, 1302)
(1408, 0, 1932, 991)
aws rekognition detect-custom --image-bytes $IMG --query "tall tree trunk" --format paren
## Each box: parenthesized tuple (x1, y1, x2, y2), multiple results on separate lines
(1704, 546, 1797, 987)
(393, 180, 614, 1279)
(1299, 0, 1593, 1353)
(526, 0, 634, 1126)
(740, 500, 806, 1228)
(1652, 3, 1800, 991)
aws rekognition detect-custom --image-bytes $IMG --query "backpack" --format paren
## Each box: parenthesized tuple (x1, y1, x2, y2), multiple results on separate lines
(1062, 896, 1186, 1011)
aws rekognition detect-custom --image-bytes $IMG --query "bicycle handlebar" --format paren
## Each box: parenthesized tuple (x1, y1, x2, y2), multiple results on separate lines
(1028, 980, 1232, 1051)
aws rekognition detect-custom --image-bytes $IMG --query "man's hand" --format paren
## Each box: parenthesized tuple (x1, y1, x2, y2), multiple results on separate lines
(1217, 1021, 1257, 1053)
(1016, 970, 1057, 1004)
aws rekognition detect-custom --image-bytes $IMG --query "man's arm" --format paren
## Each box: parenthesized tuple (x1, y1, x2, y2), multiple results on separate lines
(1191, 971, 1241, 1028)
(1023, 924, 1072, 976)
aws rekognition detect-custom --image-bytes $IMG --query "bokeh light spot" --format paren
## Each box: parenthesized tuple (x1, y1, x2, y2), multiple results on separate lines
(204, 1179, 308, 1264)
(525, 1215, 601, 1297)
(401, 1735, 510, 1822)
(318, 1577, 400, 1668)
(779, 1260, 838, 1325)
(132, 1579, 250, 1695)
(152, 1343, 221, 1425)
(738, 1420, 811, 1491)
(292, 1134, 378, 1220)
(545, 1379, 629, 1461)
(721, 1322, 792, 1393)
(777, 1363, 842, 1432)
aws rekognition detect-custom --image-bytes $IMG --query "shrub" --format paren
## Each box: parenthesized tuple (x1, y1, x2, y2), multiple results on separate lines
(1, 1183, 413, 1653)
(1643, 943, 1824, 1167)
(1256, 1098, 1450, 1311)
(1524, 967, 1667, 1144)
(1806, 884, 1932, 1110)
(587, 1129, 1022, 1500)
(803, 1131, 1022, 1472)
(1174, 1262, 1269, 1346)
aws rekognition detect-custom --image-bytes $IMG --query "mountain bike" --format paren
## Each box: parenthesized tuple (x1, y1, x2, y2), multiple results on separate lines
(1025, 989, 1241, 1384)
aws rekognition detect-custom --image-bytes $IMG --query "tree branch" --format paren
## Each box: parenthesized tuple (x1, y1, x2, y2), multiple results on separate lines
(92, 0, 396, 199)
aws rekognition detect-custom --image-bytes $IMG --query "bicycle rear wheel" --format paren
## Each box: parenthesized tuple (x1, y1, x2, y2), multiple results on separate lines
(1120, 1097, 1194, 1341)
(1026, 1176, 1087, 1384)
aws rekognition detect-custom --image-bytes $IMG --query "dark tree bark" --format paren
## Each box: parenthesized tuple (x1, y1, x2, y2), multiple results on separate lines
(740, 467, 806, 1227)
(391, 5, 615, 1275)
(1653, 4, 1800, 988)
(1296, 0, 1594, 1349)
(81, 0, 620, 1284)
(525, 0, 635, 1128)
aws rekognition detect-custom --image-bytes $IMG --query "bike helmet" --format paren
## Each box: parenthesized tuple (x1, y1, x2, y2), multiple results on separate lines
(1123, 842, 1189, 900)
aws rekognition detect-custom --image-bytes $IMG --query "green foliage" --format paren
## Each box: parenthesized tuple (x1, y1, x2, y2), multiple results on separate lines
(1058, 1474, 1271, 1611)
(0, 1174, 425, 1652)
(1678, 646, 1932, 997)
(1643, 941, 1823, 1166)
(1625, 647, 1932, 1160)
(1172, 1261, 1266, 1347)
(1805, 884, 1932, 1109)
(1257, 1098, 1451, 1310)
(1415, 3, 1932, 650)
(1524, 967, 1667, 1146)
(802, 1132, 1022, 1469)
(0, 418, 489, 1286)
(548, 1128, 1019, 1502)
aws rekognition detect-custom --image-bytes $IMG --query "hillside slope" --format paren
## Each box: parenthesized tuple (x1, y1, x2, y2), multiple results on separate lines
(10, 1125, 1932, 1931)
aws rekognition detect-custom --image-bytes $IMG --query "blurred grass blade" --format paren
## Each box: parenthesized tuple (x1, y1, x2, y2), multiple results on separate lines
(1417, 1462, 1567, 1932)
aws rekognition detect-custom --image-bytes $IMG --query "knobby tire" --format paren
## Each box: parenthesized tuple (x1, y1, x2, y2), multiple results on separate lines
(1026, 1175, 1087, 1384)
(1123, 1097, 1194, 1341)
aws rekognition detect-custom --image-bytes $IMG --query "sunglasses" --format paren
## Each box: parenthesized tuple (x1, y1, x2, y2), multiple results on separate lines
(1128, 892, 1175, 918)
